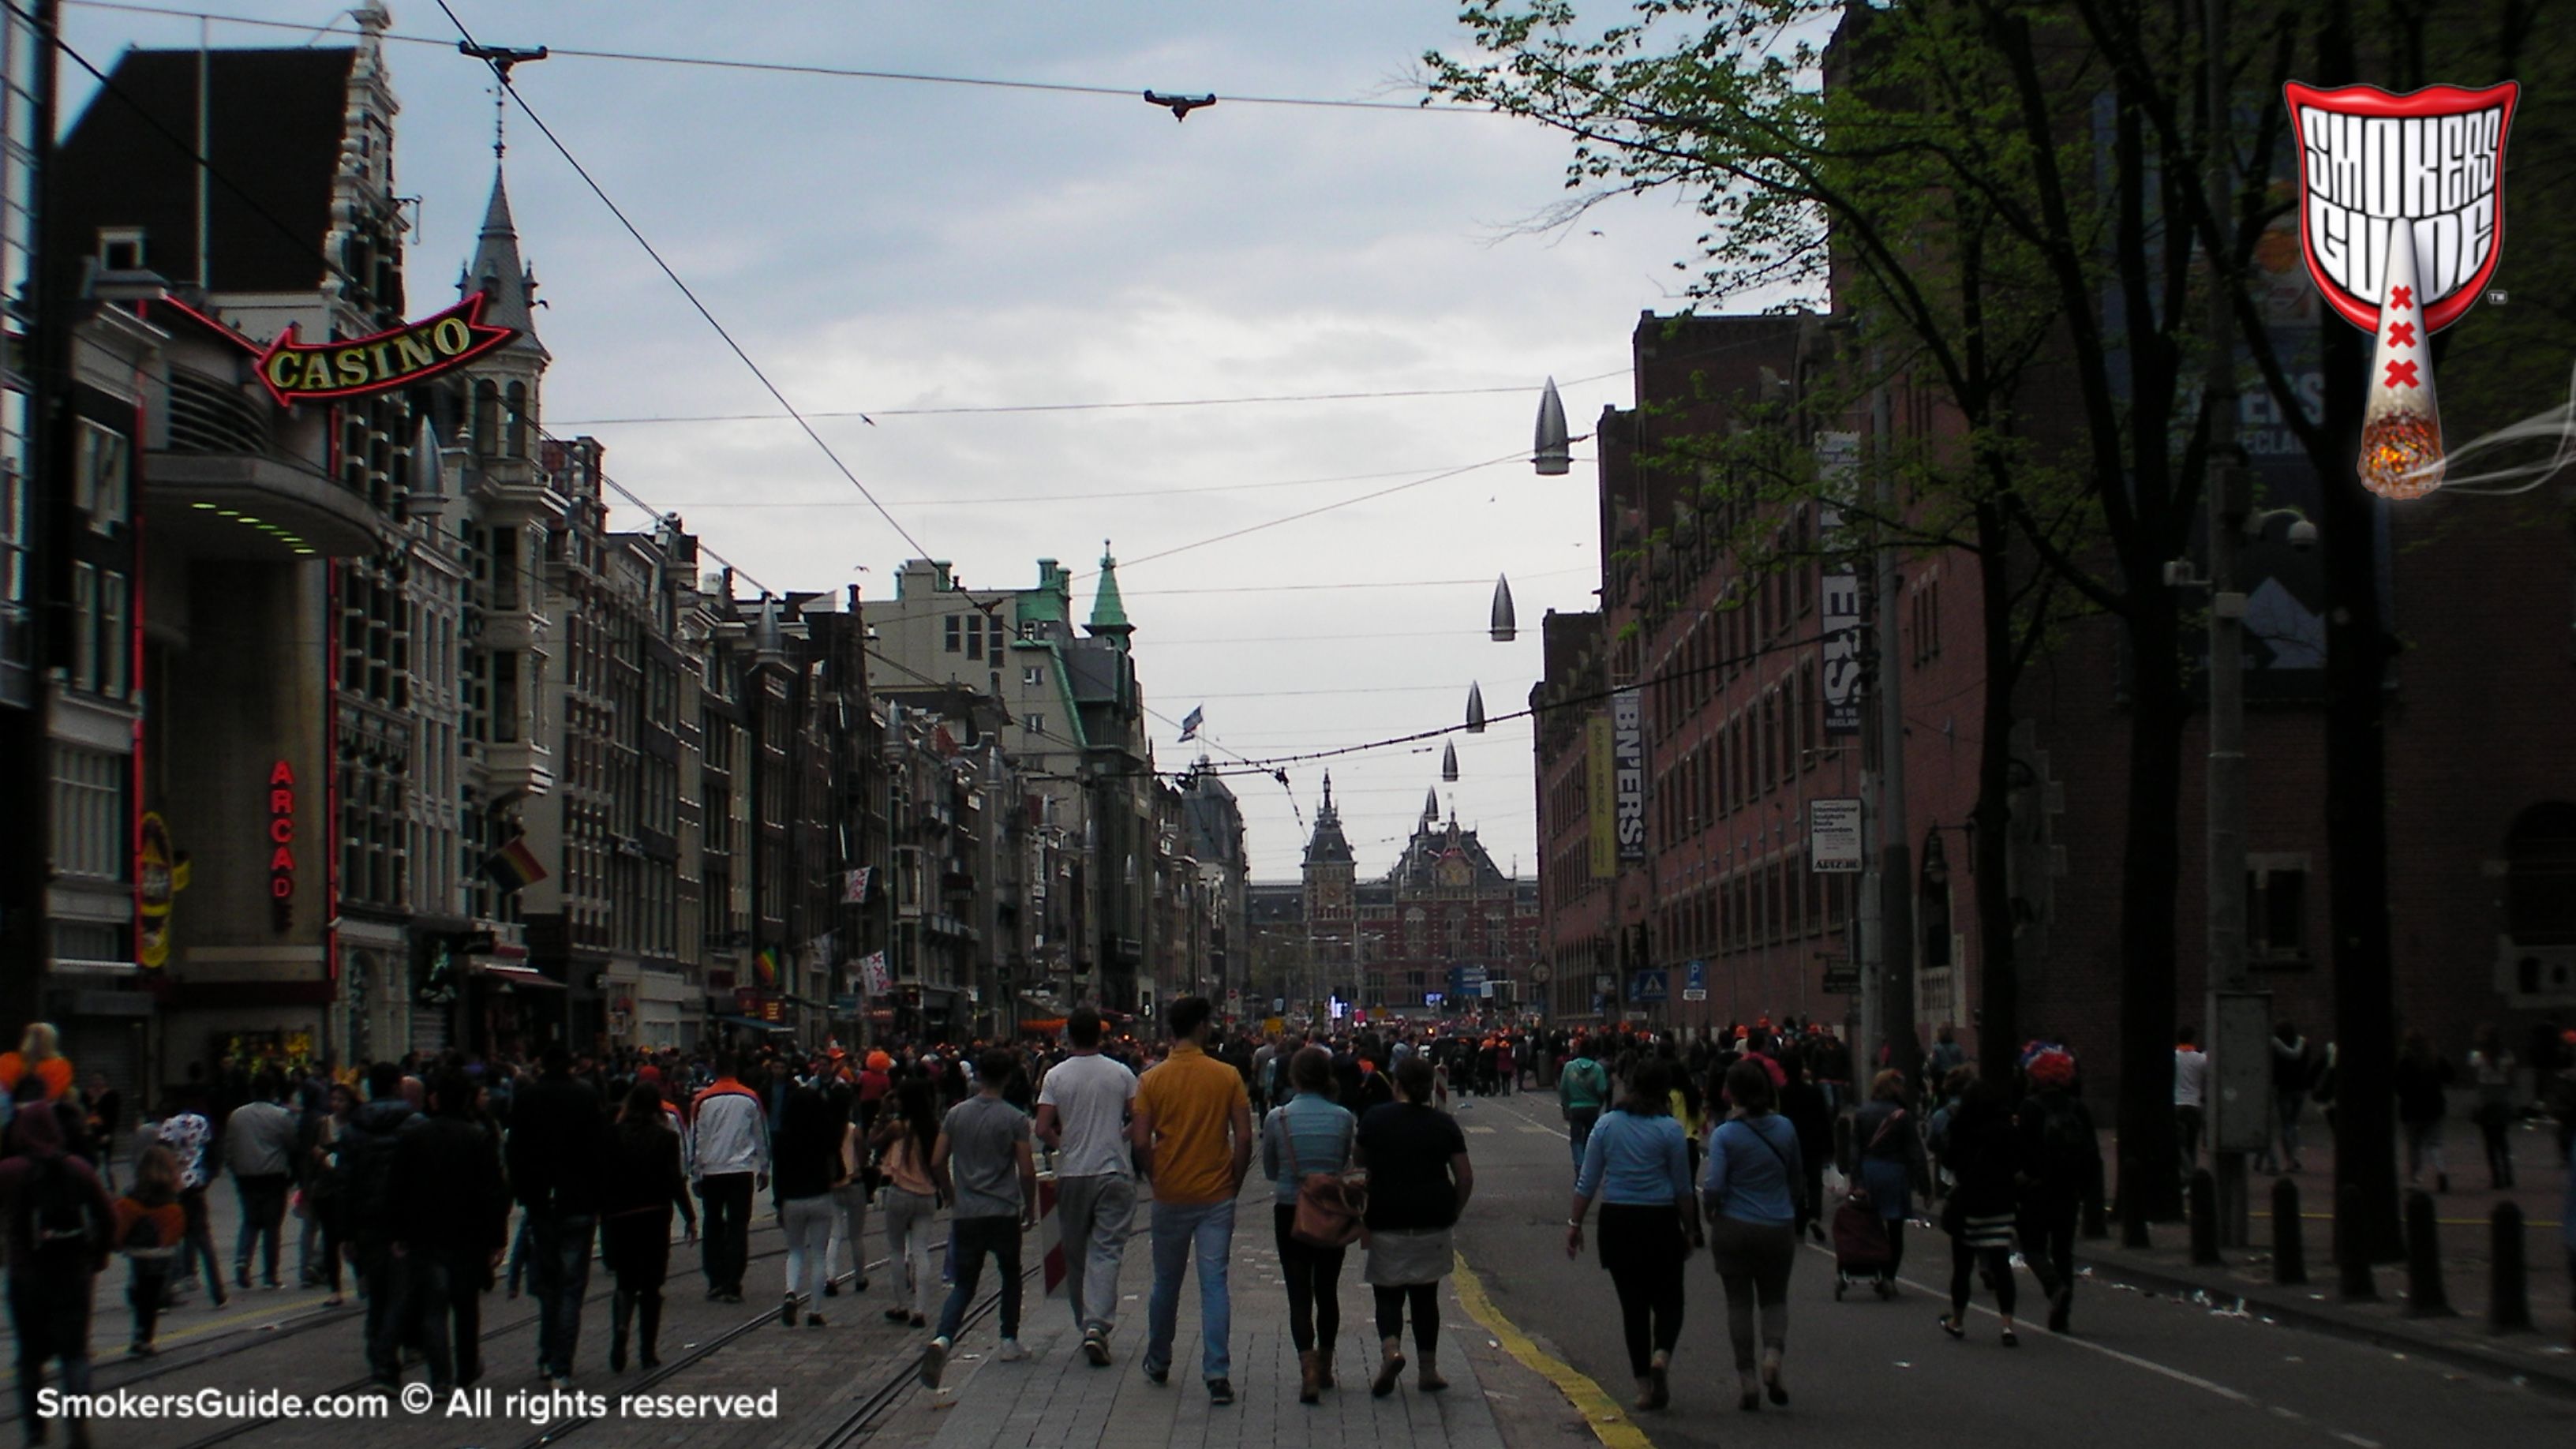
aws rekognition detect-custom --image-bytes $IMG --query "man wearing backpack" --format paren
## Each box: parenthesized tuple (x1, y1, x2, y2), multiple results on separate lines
(1558, 1035, 1612, 1168)
(0, 1097, 114, 1446)
(2013, 1047, 2099, 1335)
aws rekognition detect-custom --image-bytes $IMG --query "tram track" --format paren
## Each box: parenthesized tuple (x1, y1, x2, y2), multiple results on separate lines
(153, 1222, 818, 1449)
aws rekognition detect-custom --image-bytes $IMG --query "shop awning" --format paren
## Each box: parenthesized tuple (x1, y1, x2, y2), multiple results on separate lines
(711, 1014, 794, 1034)
(470, 962, 566, 990)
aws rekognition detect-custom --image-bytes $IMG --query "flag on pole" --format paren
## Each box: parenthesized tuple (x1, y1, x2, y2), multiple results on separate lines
(754, 946, 781, 987)
(843, 867, 872, 904)
(478, 835, 548, 892)
(1178, 705, 1204, 742)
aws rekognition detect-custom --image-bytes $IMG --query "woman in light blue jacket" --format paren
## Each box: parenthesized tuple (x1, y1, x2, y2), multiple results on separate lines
(1262, 1046, 1357, 1403)
(1567, 1058, 1700, 1413)
(1704, 1058, 1804, 1412)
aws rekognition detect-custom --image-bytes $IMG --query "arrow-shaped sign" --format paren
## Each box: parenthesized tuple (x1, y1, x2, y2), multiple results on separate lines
(249, 291, 516, 406)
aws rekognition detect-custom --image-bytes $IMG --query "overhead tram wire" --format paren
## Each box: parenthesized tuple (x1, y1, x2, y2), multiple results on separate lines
(1181, 624, 1837, 776)
(434, 0, 940, 567)
(551, 369, 1632, 428)
(73, 0, 1481, 113)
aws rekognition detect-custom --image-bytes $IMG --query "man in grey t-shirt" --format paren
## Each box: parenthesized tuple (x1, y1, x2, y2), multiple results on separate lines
(1036, 1008, 1140, 1363)
(922, 1049, 1038, 1390)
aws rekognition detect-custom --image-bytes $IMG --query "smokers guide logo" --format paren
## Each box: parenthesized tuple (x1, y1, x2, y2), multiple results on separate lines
(2282, 80, 2518, 500)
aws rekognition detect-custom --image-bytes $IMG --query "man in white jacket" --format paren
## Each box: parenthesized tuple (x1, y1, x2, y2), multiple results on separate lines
(688, 1054, 771, 1303)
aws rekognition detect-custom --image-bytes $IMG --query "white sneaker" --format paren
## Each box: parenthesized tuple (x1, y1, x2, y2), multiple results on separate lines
(996, 1338, 1030, 1362)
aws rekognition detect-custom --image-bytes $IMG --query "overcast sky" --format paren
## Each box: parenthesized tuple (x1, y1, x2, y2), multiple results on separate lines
(67, 0, 1709, 880)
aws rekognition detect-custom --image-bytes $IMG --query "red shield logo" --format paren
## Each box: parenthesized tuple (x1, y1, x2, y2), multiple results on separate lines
(2283, 82, 2517, 335)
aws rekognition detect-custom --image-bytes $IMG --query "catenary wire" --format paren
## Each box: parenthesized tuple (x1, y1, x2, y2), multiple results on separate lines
(69, 0, 1476, 112)
(435, 0, 934, 567)
(552, 369, 1631, 427)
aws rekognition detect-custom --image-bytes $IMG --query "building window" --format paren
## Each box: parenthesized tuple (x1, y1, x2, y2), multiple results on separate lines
(988, 616, 1007, 657)
(2504, 803, 2576, 946)
(1024, 713, 1045, 739)
(1022, 665, 1042, 687)
(73, 420, 128, 532)
(97, 226, 146, 271)
(50, 745, 123, 881)
(100, 571, 126, 700)
(945, 616, 961, 653)
(69, 563, 96, 691)
(2248, 863, 2308, 960)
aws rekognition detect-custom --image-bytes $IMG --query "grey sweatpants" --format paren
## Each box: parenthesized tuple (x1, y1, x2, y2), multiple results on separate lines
(1054, 1173, 1137, 1336)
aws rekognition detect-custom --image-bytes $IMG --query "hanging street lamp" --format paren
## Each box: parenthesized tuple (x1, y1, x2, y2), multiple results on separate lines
(1533, 376, 1571, 476)
(1442, 740, 1460, 782)
(1464, 681, 1487, 734)
(1490, 573, 1517, 642)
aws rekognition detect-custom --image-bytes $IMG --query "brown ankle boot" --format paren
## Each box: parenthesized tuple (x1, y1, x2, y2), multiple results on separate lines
(1372, 1337, 1406, 1398)
(1297, 1350, 1323, 1404)
(1315, 1346, 1335, 1390)
(1417, 1346, 1448, 1392)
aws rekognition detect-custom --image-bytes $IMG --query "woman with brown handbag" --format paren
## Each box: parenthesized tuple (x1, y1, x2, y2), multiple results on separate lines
(1260, 1046, 1358, 1404)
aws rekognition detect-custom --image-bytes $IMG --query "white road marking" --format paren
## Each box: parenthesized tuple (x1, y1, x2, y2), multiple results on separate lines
(1803, 1242, 2391, 1444)
(1518, 1125, 1559, 1135)
(1463, 1125, 1498, 1134)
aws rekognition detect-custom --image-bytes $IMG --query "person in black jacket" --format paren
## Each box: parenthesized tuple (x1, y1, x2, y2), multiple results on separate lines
(1776, 1054, 1833, 1245)
(601, 1085, 694, 1371)
(391, 1070, 510, 1394)
(506, 1045, 609, 1385)
(2013, 1049, 2099, 1334)
(1937, 1074, 2023, 1346)
(337, 1063, 417, 1385)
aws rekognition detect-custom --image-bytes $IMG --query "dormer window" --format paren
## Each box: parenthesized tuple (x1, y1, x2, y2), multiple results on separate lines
(98, 227, 145, 272)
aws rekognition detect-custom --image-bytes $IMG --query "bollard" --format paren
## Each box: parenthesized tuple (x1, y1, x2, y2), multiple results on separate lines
(2337, 1184, 2378, 1301)
(2489, 1201, 2532, 1332)
(2271, 1176, 2306, 1286)
(2188, 1168, 2222, 1265)
(2120, 1155, 2151, 1249)
(2402, 1190, 2454, 1318)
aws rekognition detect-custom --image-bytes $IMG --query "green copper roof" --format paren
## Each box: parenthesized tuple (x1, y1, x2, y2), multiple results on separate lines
(1088, 541, 1132, 635)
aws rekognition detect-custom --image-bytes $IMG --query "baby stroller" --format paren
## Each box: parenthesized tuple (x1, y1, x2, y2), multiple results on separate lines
(1832, 1188, 1893, 1300)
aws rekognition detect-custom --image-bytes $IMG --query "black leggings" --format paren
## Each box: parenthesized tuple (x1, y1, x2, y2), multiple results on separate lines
(1273, 1204, 1346, 1354)
(2018, 1201, 2076, 1301)
(1373, 1282, 1438, 1354)
(1877, 1219, 1908, 1281)
(1599, 1203, 1686, 1377)
(1949, 1239, 2016, 1320)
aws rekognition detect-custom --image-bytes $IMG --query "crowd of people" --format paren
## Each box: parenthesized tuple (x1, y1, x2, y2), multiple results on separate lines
(0, 1005, 2567, 1442)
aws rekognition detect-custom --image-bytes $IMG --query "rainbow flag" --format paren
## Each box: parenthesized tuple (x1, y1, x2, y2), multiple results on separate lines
(754, 947, 781, 987)
(479, 835, 548, 892)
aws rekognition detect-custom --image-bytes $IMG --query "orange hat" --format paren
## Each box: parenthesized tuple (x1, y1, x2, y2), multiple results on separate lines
(865, 1050, 893, 1071)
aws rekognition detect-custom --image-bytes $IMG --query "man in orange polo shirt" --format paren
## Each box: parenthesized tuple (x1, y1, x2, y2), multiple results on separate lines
(1130, 996, 1253, 1406)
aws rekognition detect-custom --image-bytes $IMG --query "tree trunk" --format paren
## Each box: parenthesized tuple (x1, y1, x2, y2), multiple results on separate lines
(1973, 501, 2021, 1084)
(2116, 594, 2186, 1222)
(2315, 0, 2405, 1273)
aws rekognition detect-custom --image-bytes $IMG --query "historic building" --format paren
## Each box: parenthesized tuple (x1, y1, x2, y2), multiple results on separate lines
(1532, 298, 2576, 1088)
(1294, 775, 1539, 1017)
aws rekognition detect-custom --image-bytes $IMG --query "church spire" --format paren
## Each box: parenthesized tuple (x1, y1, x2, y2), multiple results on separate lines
(461, 165, 549, 361)
(1087, 540, 1133, 647)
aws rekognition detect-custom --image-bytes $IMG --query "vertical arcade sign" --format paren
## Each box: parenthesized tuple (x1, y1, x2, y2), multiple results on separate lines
(267, 761, 297, 931)
(1611, 688, 1647, 862)
(1815, 432, 1864, 735)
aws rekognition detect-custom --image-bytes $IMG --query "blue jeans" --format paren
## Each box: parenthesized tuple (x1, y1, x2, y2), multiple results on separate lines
(1144, 1198, 1235, 1383)
(526, 1211, 595, 1377)
(934, 1216, 1024, 1342)
(1566, 1107, 1601, 1167)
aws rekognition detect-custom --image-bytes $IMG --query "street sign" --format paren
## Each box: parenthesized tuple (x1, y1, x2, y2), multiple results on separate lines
(1629, 969, 1669, 1003)
(1809, 798, 1865, 873)
(1819, 956, 1859, 994)
(1682, 959, 1708, 1002)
